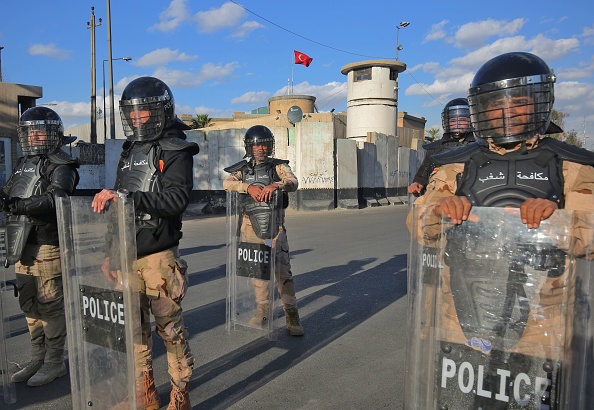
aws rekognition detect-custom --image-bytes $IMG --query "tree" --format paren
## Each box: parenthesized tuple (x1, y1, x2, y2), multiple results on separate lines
(564, 130, 584, 148)
(425, 127, 441, 141)
(190, 114, 212, 129)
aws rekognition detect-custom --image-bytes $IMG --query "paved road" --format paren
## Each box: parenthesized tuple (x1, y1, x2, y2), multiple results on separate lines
(2, 204, 410, 409)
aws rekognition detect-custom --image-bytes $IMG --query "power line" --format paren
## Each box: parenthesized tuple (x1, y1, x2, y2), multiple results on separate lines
(229, 1, 391, 60)
(230, 1, 443, 107)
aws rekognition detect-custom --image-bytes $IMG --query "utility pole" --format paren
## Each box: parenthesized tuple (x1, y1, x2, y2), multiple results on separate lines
(87, 7, 102, 144)
(0, 46, 4, 82)
(106, 0, 116, 140)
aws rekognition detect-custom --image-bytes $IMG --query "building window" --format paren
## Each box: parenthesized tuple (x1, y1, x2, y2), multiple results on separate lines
(354, 68, 372, 82)
(390, 69, 398, 81)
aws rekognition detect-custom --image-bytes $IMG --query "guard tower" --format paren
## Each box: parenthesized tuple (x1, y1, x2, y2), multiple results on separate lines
(340, 60, 406, 140)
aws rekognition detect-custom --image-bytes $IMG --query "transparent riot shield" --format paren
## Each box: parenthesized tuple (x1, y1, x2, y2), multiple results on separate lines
(226, 191, 280, 341)
(57, 196, 141, 409)
(0, 220, 16, 404)
(405, 206, 594, 410)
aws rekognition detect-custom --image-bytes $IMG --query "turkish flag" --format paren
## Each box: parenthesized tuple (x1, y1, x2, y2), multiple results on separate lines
(294, 50, 313, 67)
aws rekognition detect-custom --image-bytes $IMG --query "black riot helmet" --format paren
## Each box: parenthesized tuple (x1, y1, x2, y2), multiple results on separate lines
(244, 125, 275, 159)
(119, 76, 175, 141)
(18, 106, 64, 156)
(468, 52, 555, 144)
(441, 98, 472, 136)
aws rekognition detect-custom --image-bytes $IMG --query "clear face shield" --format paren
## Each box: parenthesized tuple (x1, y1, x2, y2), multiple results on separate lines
(17, 120, 62, 155)
(469, 75, 554, 144)
(245, 137, 275, 160)
(119, 99, 165, 141)
(443, 106, 472, 135)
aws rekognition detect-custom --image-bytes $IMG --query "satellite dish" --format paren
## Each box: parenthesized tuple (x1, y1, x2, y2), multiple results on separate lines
(287, 106, 303, 124)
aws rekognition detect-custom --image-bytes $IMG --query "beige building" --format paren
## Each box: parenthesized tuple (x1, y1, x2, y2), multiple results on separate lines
(0, 81, 42, 184)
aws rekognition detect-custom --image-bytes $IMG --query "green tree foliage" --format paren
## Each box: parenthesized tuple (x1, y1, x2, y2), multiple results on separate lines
(190, 114, 212, 129)
(426, 127, 441, 141)
(547, 109, 583, 147)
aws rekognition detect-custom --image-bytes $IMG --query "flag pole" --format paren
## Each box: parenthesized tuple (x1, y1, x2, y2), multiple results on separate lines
(291, 50, 294, 95)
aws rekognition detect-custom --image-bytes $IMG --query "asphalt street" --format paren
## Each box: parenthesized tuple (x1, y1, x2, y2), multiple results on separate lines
(2, 204, 410, 409)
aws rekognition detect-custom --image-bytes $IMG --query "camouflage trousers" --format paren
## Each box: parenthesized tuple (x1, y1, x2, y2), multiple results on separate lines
(241, 223, 298, 308)
(133, 247, 194, 388)
(15, 244, 66, 364)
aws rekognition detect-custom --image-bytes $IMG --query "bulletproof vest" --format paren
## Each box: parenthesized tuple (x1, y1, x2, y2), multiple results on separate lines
(241, 162, 281, 239)
(3, 156, 49, 266)
(6, 156, 49, 199)
(455, 146, 564, 207)
(118, 143, 161, 228)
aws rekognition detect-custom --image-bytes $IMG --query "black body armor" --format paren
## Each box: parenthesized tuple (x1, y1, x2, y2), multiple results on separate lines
(224, 158, 288, 239)
(3, 150, 78, 266)
(432, 138, 594, 207)
(116, 137, 197, 229)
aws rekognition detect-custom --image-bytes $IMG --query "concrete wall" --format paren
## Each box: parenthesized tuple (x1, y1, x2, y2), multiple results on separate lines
(74, 118, 411, 212)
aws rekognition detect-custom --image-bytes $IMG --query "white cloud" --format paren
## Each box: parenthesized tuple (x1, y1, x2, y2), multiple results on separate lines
(149, 0, 190, 32)
(404, 73, 474, 98)
(270, 81, 346, 111)
(150, 61, 240, 88)
(231, 91, 270, 104)
(455, 18, 526, 48)
(231, 21, 265, 39)
(195, 2, 246, 33)
(424, 20, 448, 43)
(28, 43, 70, 60)
(527, 34, 579, 61)
(134, 48, 198, 67)
(581, 24, 594, 38)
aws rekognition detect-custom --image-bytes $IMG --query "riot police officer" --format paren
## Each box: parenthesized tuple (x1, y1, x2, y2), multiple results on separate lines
(92, 77, 199, 410)
(410, 52, 594, 408)
(3, 106, 79, 386)
(407, 98, 474, 195)
(223, 125, 304, 336)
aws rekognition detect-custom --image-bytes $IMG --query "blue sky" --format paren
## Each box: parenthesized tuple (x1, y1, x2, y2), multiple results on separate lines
(1, 1, 593, 146)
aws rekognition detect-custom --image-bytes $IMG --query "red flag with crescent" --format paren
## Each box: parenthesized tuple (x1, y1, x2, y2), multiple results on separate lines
(294, 50, 313, 67)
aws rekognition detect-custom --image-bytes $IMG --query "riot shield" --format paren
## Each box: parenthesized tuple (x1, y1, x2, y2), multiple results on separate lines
(57, 196, 141, 409)
(226, 191, 280, 341)
(405, 206, 594, 410)
(0, 221, 16, 404)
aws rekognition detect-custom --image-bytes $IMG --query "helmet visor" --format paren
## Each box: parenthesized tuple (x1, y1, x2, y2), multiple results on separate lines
(442, 106, 472, 135)
(245, 136, 274, 159)
(17, 120, 62, 155)
(120, 99, 165, 141)
(469, 79, 553, 143)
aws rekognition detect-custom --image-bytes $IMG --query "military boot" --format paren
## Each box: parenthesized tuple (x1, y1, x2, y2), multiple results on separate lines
(167, 382, 191, 410)
(26, 362, 67, 386)
(248, 303, 270, 327)
(138, 369, 160, 410)
(11, 360, 43, 383)
(284, 306, 304, 336)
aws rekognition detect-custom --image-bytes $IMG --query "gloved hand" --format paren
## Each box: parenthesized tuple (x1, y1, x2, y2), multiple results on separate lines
(8, 198, 24, 215)
(0, 191, 12, 213)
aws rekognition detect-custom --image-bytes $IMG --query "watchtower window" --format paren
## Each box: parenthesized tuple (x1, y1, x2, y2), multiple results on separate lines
(354, 68, 372, 82)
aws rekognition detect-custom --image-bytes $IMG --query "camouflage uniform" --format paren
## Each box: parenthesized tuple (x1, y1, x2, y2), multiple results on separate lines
(133, 247, 193, 385)
(15, 244, 65, 364)
(224, 162, 299, 308)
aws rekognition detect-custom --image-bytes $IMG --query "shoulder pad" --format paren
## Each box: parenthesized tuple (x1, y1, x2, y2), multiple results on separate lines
(422, 140, 441, 150)
(269, 158, 289, 166)
(158, 137, 200, 155)
(539, 138, 594, 165)
(47, 149, 79, 166)
(224, 160, 248, 173)
(431, 142, 484, 166)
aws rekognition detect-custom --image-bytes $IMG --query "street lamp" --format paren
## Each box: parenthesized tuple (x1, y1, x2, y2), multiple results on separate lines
(102, 57, 131, 141)
(396, 21, 410, 60)
(0, 46, 4, 82)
